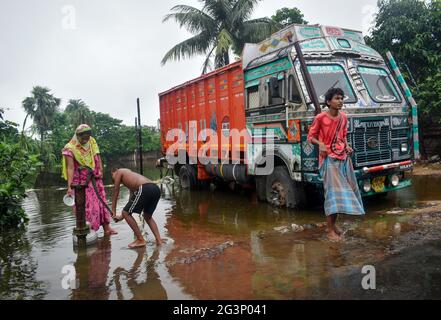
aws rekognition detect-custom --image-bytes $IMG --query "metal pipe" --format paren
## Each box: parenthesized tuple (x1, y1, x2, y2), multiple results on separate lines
(137, 98, 144, 175)
(72, 182, 89, 249)
(293, 42, 321, 115)
(134, 117, 138, 168)
(386, 51, 420, 160)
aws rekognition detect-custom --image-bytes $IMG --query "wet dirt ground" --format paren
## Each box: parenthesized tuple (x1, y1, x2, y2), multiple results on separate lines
(1, 166, 441, 300)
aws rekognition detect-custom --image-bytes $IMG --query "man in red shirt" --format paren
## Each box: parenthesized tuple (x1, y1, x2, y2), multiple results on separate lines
(308, 88, 365, 241)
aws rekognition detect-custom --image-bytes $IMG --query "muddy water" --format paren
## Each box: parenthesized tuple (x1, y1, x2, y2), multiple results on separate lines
(1, 169, 441, 300)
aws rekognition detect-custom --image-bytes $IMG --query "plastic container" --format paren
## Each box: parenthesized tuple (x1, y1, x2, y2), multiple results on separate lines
(63, 194, 75, 207)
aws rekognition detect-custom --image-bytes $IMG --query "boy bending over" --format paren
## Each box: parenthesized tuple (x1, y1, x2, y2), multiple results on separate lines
(111, 168, 163, 248)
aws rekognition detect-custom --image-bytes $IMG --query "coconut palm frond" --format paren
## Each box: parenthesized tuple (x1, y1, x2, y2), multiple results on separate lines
(215, 28, 234, 56)
(161, 31, 213, 65)
(163, 5, 216, 35)
(162, 0, 279, 71)
(202, 0, 232, 21)
(201, 46, 216, 74)
(230, 0, 261, 27)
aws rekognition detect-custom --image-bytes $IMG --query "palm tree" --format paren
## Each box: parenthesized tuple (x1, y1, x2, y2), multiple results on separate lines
(22, 86, 61, 149)
(65, 99, 94, 129)
(162, 0, 280, 74)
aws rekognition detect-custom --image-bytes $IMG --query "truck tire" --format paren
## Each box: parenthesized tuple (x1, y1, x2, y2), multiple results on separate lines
(265, 166, 306, 209)
(255, 176, 267, 202)
(179, 165, 198, 190)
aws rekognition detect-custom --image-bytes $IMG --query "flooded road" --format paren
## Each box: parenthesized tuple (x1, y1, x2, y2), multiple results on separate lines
(1, 165, 441, 300)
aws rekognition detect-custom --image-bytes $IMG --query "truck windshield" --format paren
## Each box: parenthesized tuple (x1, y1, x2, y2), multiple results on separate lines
(307, 64, 357, 104)
(358, 66, 401, 103)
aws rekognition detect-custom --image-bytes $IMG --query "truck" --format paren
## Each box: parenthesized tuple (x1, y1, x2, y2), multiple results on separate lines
(158, 24, 416, 208)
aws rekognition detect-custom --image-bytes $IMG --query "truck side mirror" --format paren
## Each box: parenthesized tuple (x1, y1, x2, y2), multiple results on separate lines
(269, 77, 280, 98)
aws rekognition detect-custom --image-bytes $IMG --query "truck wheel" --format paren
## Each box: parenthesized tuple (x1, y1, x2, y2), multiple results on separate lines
(179, 165, 198, 190)
(266, 166, 306, 209)
(255, 176, 267, 202)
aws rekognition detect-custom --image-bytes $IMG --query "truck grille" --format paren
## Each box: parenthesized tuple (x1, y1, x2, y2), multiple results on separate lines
(391, 129, 408, 149)
(353, 126, 391, 167)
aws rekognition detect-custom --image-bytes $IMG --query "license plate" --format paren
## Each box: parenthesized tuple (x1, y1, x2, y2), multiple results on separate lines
(372, 176, 386, 193)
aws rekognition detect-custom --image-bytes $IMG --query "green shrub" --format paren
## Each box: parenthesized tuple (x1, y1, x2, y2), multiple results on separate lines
(0, 119, 40, 228)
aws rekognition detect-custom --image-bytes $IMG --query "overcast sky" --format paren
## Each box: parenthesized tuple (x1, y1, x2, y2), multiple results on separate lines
(1, 0, 378, 128)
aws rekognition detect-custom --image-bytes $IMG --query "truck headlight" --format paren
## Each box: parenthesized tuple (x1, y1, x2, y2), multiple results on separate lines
(391, 174, 400, 187)
(363, 180, 372, 193)
(401, 143, 408, 152)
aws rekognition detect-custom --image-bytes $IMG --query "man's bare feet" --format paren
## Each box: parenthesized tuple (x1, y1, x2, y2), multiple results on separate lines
(129, 239, 147, 248)
(327, 230, 342, 242)
(156, 239, 167, 246)
(334, 226, 343, 236)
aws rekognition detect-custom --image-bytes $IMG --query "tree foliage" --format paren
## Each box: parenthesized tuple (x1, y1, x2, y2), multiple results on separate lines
(271, 7, 308, 27)
(162, 0, 280, 73)
(366, 0, 441, 126)
(0, 112, 40, 228)
(22, 86, 61, 145)
(64, 99, 95, 128)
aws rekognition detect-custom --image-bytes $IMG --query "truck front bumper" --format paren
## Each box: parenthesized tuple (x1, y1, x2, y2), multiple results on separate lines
(303, 160, 414, 196)
(360, 179, 412, 197)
